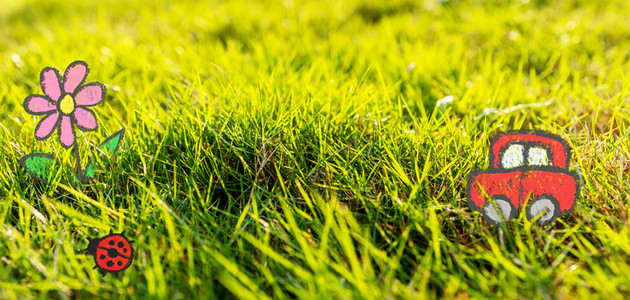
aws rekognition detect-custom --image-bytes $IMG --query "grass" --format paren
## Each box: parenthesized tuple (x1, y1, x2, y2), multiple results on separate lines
(1, 0, 629, 298)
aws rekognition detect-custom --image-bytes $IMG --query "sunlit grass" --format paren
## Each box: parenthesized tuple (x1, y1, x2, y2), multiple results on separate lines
(0, 0, 629, 298)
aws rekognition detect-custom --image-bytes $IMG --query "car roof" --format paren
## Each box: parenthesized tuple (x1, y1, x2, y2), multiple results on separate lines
(489, 130, 571, 169)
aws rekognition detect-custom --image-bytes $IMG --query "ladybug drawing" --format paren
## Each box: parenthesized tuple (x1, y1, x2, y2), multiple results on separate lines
(86, 230, 134, 277)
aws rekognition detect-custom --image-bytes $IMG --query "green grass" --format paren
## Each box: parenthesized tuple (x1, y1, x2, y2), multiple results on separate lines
(1, 0, 630, 298)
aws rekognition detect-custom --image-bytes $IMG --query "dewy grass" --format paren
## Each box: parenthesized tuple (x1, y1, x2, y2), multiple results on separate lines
(1, 0, 629, 298)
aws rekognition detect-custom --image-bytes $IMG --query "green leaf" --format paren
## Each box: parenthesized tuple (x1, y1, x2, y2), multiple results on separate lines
(99, 129, 125, 156)
(19, 153, 59, 184)
(84, 162, 96, 179)
(82, 128, 125, 181)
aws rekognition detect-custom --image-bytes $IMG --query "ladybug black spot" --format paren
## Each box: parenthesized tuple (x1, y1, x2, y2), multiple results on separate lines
(117, 261, 123, 266)
(118, 241, 124, 248)
(100, 254, 106, 259)
(109, 240, 115, 246)
(123, 248, 128, 253)
(108, 248, 119, 258)
(106, 261, 114, 267)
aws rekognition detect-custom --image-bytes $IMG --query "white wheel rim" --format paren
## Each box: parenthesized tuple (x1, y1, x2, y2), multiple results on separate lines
(484, 199, 512, 223)
(529, 199, 555, 223)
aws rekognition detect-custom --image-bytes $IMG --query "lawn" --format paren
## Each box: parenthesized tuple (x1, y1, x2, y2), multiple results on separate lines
(1, 0, 629, 298)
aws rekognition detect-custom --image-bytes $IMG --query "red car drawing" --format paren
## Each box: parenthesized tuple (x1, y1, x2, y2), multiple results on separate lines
(467, 130, 580, 226)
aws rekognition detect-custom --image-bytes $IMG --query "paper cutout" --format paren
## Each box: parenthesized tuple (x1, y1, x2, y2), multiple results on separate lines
(81, 129, 125, 181)
(19, 153, 58, 184)
(467, 130, 580, 226)
(97, 128, 124, 155)
(21, 60, 124, 184)
(25, 61, 104, 148)
(85, 230, 135, 277)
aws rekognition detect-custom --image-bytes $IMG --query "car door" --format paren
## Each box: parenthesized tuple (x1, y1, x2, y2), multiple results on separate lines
(520, 145, 577, 211)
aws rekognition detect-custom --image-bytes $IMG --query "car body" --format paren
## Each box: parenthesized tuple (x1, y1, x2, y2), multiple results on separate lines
(467, 130, 580, 225)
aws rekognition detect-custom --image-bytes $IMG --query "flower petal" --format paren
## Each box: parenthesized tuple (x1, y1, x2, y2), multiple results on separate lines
(59, 115, 75, 148)
(75, 83, 105, 106)
(34, 112, 60, 140)
(73, 107, 98, 131)
(40, 68, 62, 101)
(63, 61, 89, 94)
(24, 95, 57, 115)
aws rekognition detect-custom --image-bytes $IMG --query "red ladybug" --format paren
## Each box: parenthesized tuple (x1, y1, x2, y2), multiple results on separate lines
(86, 230, 134, 277)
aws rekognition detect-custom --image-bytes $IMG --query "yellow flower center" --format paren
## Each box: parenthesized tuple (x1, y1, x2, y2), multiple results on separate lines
(59, 94, 75, 115)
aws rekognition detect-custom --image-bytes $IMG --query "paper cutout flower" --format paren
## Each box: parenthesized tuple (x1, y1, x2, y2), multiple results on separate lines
(23, 61, 105, 148)
(20, 60, 123, 185)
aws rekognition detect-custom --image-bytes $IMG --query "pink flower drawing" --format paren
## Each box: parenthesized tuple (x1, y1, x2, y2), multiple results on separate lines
(23, 61, 105, 148)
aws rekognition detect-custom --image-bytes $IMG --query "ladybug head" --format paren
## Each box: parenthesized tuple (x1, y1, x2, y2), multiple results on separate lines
(85, 237, 101, 255)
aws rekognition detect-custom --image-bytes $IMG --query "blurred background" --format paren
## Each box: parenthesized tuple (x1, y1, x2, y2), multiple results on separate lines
(3, 0, 629, 128)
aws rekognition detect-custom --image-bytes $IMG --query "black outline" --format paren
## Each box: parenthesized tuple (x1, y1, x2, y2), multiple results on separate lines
(63, 60, 89, 95)
(74, 82, 107, 107)
(26, 60, 106, 149)
(33, 112, 60, 141)
(488, 130, 572, 170)
(57, 115, 77, 149)
(72, 107, 99, 132)
(84, 229, 134, 277)
(497, 142, 553, 168)
(20, 60, 119, 184)
(467, 130, 581, 226)
(481, 195, 517, 226)
(23, 95, 56, 116)
(56, 94, 76, 115)
(96, 246, 132, 260)
(18, 153, 57, 184)
(525, 194, 561, 226)
(99, 128, 125, 157)
(81, 129, 125, 181)
(39, 67, 63, 101)
(21, 60, 119, 184)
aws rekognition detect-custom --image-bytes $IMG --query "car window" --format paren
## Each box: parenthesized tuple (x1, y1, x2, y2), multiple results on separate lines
(501, 144, 524, 169)
(528, 146, 550, 166)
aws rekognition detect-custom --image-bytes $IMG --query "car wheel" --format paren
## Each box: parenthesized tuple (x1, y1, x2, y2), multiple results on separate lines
(482, 197, 514, 226)
(526, 196, 560, 225)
